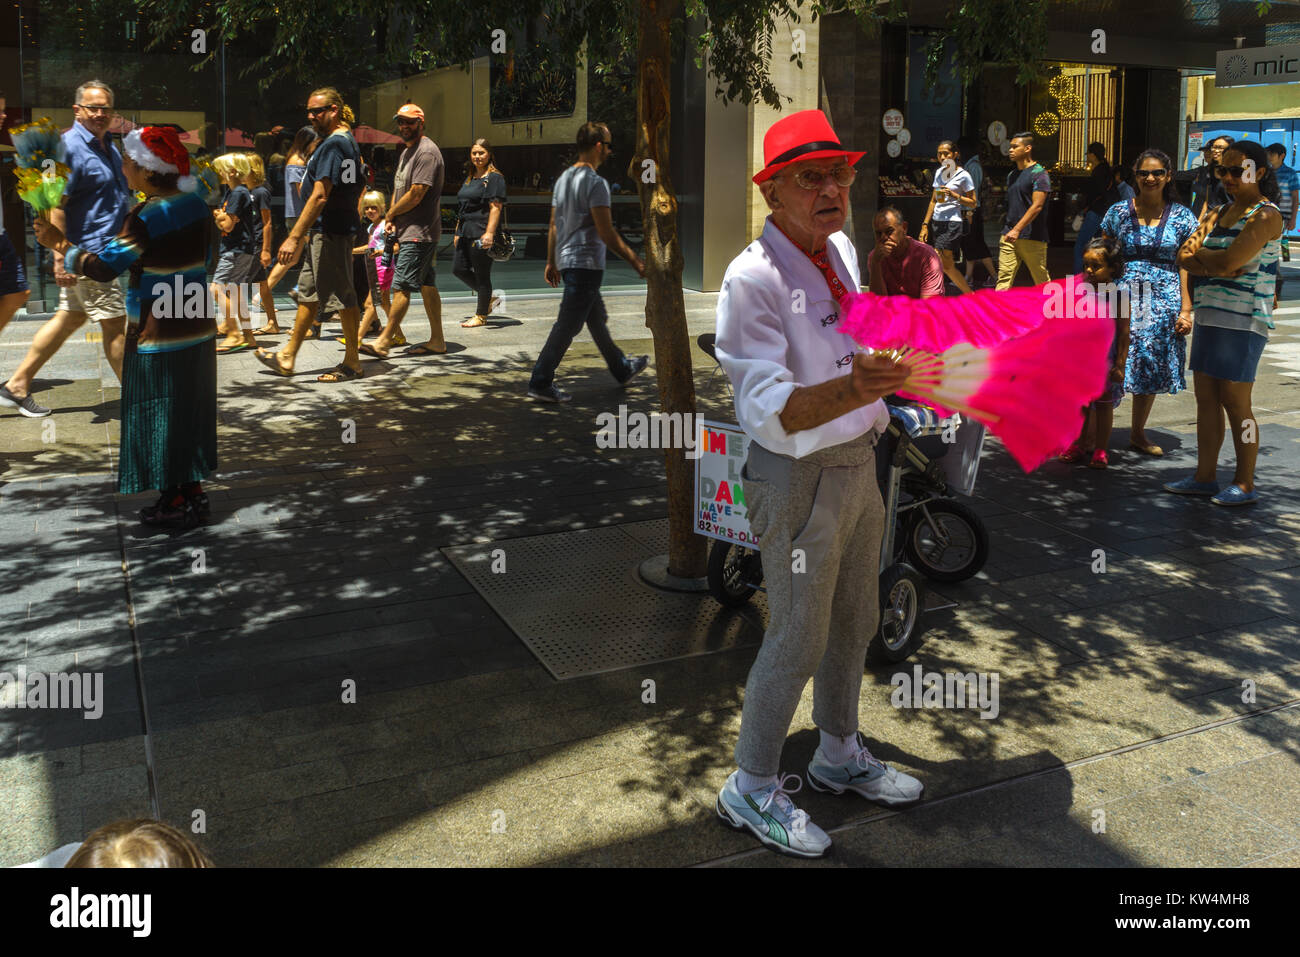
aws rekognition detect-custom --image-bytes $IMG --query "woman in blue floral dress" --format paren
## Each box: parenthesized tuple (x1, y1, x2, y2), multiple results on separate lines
(1098, 149, 1199, 456)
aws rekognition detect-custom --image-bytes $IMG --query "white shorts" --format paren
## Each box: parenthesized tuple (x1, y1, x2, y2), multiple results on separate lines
(57, 275, 126, 324)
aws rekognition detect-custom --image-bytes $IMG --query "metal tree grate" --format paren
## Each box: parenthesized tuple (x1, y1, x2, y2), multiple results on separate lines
(442, 520, 766, 680)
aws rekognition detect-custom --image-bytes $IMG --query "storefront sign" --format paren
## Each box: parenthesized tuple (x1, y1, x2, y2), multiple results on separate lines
(886, 139, 902, 158)
(987, 121, 1007, 147)
(883, 109, 905, 136)
(896, 128, 911, 147)
(693, 420, 759, 547)
(1216, 43, 1300, 88)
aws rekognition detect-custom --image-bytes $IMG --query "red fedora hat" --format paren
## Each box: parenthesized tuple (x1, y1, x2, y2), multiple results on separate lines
(753, 109, 865, 184)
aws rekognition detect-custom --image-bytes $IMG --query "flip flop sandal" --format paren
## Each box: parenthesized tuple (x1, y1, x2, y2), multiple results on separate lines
(254, 348, 294, 377)
(302, 322, 322, 340)
(358, 343, 389, 359)
(317, 363, 361, 383)
(1128, 441, 1164, 456)
(216, 342, 251, 354)
(252, 324, 281, 336)
(460, 316, 487, 328)
(401, 344, 446, 356)
(391, 333, 409, 346)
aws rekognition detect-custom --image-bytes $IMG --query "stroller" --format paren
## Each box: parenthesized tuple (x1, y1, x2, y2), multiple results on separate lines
(696, 334, 989, 662)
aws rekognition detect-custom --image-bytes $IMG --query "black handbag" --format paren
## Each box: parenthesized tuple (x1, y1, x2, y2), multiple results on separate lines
(487, 204, 515, 263)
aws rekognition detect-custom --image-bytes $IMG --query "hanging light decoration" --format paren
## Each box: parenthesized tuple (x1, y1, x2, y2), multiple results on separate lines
(1033, 112, 1060, 137)
(1049, 74, 1073, 100)
(1057, 91, 1083, 118)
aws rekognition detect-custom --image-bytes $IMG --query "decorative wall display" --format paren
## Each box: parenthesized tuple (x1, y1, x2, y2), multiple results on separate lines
(1033, 112, 1060, 137)
(987, 121, 1007, 146)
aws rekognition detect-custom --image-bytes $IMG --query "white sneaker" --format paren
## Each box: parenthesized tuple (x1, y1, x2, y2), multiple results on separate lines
(716, 771, 831, 858)
(806, 742, 924, 807)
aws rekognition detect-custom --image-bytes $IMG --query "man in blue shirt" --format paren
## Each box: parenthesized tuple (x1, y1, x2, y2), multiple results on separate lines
(1267, 143, 1298, 307)
(527, 121, 647, 403)
(0, 81, 131, 418)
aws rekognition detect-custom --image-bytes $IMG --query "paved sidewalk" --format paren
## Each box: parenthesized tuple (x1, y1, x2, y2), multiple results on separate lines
(1, 285, 1298, 867)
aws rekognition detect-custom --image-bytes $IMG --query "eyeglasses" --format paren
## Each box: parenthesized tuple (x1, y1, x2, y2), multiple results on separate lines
(306, 106, 332, 117)
(783, 166, 857, 190)
(77, 105, 112, 115)
(1135, 169, 1168, 179)
(1214, 165, 1248, 179)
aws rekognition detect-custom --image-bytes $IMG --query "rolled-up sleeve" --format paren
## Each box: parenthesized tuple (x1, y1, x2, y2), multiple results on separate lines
(714, 272, 801, 453)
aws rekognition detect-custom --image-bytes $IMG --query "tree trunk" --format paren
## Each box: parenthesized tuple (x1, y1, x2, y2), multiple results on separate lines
(634, 0, 706, 579)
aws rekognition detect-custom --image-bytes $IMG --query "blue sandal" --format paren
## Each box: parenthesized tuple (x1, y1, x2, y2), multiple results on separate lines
(1211, 485, 1258, 506)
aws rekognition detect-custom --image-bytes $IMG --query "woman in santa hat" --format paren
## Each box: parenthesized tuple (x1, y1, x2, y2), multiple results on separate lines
(34, 125, 219, 527)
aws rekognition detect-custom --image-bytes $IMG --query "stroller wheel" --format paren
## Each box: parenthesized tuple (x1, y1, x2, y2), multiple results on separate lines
(869, 563, 927, 663)
(904, 500, 989, 583)
(707, 540, 762, 607)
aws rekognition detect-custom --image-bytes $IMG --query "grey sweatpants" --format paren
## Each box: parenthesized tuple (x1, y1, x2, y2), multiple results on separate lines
(734, 432, 884, 776)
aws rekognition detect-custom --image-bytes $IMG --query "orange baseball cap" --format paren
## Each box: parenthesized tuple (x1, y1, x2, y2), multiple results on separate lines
(394, 104, 425, 122)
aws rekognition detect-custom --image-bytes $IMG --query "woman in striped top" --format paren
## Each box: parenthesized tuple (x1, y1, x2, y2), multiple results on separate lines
(1172, 140, 1283, 507)
(33, 126, 219, 526)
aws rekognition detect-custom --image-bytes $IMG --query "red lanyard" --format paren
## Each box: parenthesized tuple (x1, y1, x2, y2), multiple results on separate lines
(772, 221, 851, 306)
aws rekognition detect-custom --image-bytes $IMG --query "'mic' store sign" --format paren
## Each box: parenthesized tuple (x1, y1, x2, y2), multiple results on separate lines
(1216, 43, 1300, 88)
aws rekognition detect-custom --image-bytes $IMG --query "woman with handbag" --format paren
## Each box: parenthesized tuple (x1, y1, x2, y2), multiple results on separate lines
(453, 139, 507, 328)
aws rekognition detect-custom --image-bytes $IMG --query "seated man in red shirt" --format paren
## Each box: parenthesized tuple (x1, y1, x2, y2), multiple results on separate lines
(866, 206, 945, 299)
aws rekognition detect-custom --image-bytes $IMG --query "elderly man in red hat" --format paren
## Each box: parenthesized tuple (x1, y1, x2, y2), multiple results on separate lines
(713, 109, 924, 858)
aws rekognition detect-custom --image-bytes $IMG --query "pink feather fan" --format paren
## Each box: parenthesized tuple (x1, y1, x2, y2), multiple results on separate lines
(841, 279, 1116, 471)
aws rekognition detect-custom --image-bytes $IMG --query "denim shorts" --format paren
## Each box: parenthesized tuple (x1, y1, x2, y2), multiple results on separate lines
(0, 232, 28, 295)
(1189, 323, 1267, 383)
(392, 241, 437, 292)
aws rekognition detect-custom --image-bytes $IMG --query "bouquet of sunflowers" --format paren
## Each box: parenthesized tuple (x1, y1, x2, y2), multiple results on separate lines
(9, 118, 69, 220)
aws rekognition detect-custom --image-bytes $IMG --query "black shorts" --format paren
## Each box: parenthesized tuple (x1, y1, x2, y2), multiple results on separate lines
(930, 220, 964, 251)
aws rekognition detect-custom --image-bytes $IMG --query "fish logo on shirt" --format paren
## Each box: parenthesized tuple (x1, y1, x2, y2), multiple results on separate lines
(820, 312, 839, 327)
(835, 353, 854, 369)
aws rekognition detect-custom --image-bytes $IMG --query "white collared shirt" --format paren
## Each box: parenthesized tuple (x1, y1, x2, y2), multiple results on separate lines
(714, 217, 889, 459)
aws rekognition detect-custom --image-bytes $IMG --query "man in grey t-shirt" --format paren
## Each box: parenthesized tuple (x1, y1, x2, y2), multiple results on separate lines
(362, 103, 447, 358)
(528, 122, 647, 403)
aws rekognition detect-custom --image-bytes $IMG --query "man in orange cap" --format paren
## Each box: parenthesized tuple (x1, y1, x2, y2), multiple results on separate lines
(360, 102, 447, 358)
(713, 109, 924, 859)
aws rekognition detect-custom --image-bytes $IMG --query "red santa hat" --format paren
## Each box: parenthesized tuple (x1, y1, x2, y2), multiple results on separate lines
(123, 126, 198, 192)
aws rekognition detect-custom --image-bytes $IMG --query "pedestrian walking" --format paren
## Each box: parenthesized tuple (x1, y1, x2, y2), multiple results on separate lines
(354, 189, 392, 342)
(917, 139, 976, 294)
(956, 135, 996, 288)
(1265, 142, 1297, 308)
(260, 126, 320, 337)
(255, 87, 367, 382)
(713, 109, 922, 860)
(0, 90, 32, 350)
(211, 153, 259, 353)
(995, 132, 1052, 290)
(243, 153, 280, 336)
(1190, 136, 1233, 222)
(1171, 140, 1283, 506)
(361, 103, 446, 359)
(1072, 142, 1112, 274)
(1056, 236, 1131, 469)
(32, 126, 218, 525)
(527, 121, 647, 403)
(1096, 149, 1198, 457)
(454, 138, 507, 328)
(866, 206, 945, 299)
(0, 80, 130, 418)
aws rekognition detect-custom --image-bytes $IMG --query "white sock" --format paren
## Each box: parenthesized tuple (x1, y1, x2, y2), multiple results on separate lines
(820, 730, 859, 764)
(735, 769, 778, 794)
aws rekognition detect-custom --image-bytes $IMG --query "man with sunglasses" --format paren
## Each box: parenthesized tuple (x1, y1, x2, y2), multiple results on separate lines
(363, 103, 445, 359)
(1, 81, 130, 417)
(713, 110, 923, 859)
(1190, 136, 1233, 221)
(527, 121, 647, 402)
